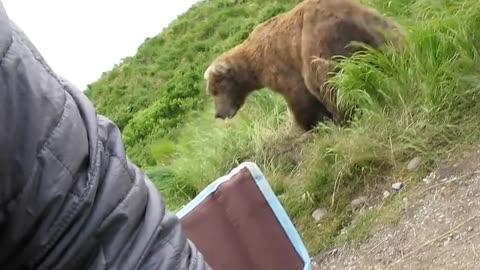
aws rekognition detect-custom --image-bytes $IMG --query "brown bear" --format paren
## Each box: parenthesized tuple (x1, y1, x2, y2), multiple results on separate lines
(204, 0, 405, 131)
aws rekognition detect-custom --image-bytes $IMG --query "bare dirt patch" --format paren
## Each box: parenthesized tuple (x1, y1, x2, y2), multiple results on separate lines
(313, 146, 480, 270)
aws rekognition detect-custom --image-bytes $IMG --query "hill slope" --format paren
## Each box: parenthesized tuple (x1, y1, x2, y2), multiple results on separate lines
(85, 0, 480, 255)
(315, 146, 480, 269)
(85, 0, 299, 166)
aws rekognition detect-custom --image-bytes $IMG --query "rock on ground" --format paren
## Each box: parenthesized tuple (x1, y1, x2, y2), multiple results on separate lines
(312, 208, 328, 223)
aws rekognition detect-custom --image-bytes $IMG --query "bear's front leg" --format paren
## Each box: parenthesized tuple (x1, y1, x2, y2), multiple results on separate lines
(303, 56, 346, 125)
(285, 86, 334, 131)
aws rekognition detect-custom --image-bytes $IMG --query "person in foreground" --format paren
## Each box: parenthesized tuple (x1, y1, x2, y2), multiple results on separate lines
(0, 2, 211, 270)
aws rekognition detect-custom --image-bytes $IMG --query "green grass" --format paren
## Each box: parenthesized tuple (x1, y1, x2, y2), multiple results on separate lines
(86, 0, 480, 255)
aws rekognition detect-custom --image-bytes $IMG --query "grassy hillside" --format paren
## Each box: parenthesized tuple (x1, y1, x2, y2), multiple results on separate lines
(85, 0, 299, 166)
(85, 0, 480, 254)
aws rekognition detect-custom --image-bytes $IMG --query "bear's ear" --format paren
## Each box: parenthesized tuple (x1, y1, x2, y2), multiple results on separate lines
(204, 61, 232, 80)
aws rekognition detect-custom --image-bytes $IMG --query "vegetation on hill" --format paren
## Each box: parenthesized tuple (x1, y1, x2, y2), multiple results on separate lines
(85, 0, 480, 254)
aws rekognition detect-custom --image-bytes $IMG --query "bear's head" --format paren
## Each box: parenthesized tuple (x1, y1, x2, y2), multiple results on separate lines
(204, 61, 251, 120)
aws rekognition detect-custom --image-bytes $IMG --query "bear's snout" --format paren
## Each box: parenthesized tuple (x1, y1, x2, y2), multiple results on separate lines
(214, 108, 237, 120)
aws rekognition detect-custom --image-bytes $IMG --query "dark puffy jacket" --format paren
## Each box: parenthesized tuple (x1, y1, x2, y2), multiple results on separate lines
(0, 2, 211, 270)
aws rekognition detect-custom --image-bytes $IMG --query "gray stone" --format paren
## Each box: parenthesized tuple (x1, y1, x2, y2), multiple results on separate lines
(407, 156, 423, 171)
(392, 182, 404, 191)
(351, 196, 368, 208)
(312, 208, 327, 223)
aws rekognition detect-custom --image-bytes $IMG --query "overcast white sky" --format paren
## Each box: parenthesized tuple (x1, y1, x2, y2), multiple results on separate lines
(2, 0, 201, 91)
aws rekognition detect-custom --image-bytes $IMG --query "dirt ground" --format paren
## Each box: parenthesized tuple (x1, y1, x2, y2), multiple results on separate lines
(313, 146, 480, 270)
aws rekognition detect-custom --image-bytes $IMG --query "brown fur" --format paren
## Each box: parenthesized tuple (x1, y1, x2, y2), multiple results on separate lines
(204, 0, 405, 131)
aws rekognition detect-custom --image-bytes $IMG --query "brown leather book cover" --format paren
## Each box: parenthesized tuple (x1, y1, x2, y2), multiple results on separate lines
(177, 162, 311, 270)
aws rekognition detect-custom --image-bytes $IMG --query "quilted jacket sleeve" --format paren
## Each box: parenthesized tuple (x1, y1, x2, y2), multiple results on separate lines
(0, 2, 211, 270)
